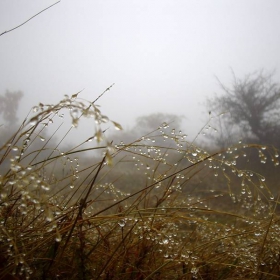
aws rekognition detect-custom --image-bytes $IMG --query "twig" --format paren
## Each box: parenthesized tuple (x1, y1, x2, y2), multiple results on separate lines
(0, 1, 61, 37)
(92, 83, 115, 104)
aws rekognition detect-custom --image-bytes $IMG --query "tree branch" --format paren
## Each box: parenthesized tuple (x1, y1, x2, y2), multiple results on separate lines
(0, 1, 61, 37)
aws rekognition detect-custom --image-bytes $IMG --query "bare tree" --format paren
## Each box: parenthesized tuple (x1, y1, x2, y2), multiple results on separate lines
(0, 90, 23, 126)
(106, 112, 184, 150)
(207, 71, 280, 147)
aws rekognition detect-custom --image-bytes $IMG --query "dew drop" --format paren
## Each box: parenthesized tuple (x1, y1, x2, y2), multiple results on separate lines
(55, 235, 62, 242)
(86, 136, 94, 142)
(10, 164, 21, 172)
(118, 219, 126, 227)
(191, 267, 199, 274)
(112, 121, 123, 131)
(32, 106, 39, 112)
(41, 183, 50, 191)
(71, 108, 79, 118)
(46, 216, 53, 222)
(162, 239, 169, 244)
(101, 115, 109, 123)
(29, 117, 38, 126)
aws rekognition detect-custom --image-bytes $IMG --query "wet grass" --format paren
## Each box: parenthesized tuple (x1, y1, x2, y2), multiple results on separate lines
(0, 92, 280, 279)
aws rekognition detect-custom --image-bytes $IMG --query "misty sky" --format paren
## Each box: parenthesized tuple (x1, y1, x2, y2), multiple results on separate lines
(1, 0, 280, 141)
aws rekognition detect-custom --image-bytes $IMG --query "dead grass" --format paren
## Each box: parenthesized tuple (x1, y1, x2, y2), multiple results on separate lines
(0, 92, 280, 280)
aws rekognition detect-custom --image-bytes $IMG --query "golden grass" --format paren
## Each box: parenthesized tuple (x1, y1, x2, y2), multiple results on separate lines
(0, 92, 280, 279)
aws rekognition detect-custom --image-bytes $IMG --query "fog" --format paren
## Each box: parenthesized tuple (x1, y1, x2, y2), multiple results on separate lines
(1, 0, 280, 142)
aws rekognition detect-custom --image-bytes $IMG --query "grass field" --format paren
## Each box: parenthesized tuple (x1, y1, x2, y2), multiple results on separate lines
(1, 93, 280, 280)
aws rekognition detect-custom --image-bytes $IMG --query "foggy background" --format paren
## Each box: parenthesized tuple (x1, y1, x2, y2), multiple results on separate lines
(1, 0, 280, 142)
